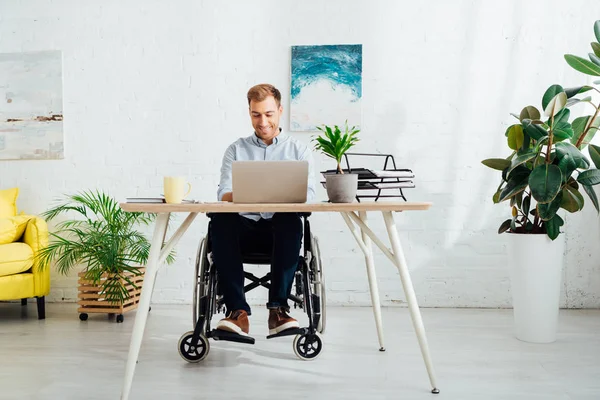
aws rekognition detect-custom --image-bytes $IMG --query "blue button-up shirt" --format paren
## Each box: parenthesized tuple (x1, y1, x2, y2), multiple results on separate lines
(217, 130, 316, 220)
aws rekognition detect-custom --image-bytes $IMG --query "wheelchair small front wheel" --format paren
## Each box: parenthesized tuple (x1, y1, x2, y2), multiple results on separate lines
(178, 331, 210, 363)
(293, 333, 322, 361)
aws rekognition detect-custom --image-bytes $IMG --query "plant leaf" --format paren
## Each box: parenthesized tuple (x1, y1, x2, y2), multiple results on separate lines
(522, 119, 548, 141)
(542, 85, 565, 110)
(592, 42, 600, 58)
(571, 116, 592, 149)
(560, 185, 584, 212)
(552, 121, 574, 141)
(577, 169, 600, 186)
(499, 171, 530, 202)
(589, 144, 600, 169)
(498, 219, 512, 234)
(519, 106, 541, 121)
(546, 214, 564, 240)
(553, 108, 570, 126)
(522, 194, 531, 217)
(528, 164, 563, 204)
(544, 92, 567, 118)
(507, 124, 524, 150)
(538, 191, 563, 221)
(564, 54, 600, 76)
(482, 158, 511, 170)
(582, 184, 600, 213)
(590, 53, 600, 67)
(595, 20, 600, 43)
(564, 85, 593, 98)
(507, 152, 537, 174)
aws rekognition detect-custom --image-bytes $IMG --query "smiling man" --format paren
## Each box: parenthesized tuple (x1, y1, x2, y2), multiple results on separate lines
(211, 83, 316, 337)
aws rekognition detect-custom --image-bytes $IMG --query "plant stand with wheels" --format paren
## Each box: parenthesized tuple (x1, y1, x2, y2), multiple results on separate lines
(77, 268, 145, 323)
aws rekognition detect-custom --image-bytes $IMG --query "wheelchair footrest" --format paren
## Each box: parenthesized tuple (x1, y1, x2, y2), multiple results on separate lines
(266, 327, 307, 340)
(208, 329, 256, 345)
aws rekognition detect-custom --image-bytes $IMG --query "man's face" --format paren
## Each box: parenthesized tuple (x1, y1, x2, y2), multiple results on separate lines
(249, 96, 283, 144)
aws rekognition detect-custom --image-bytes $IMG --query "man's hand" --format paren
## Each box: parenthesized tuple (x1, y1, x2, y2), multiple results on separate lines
(222, 192, 233, 202)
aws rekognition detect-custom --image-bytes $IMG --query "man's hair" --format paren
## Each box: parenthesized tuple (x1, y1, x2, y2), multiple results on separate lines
(247, 84, 281, 107)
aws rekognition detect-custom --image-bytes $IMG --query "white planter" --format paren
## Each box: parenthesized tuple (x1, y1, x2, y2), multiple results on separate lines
(506, 232, 564, 343)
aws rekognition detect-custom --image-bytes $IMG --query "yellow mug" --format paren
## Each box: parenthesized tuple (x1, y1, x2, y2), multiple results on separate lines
(164, 177, 192, 204)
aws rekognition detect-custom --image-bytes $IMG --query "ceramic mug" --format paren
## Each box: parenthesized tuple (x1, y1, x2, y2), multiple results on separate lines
(164, 177, 191, 204)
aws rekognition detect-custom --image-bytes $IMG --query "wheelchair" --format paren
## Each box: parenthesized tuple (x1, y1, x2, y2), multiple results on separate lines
(178, 213, 326, 362)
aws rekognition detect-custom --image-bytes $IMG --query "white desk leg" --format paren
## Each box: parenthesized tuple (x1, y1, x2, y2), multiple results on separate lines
(382, 211, 439, 394)
(358, 211, 386, 351)
(121, 213, 170, 400)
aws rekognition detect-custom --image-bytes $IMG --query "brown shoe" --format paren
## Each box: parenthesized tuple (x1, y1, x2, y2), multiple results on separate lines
(268, 307, 299, 335)
(216, 310, 250, 336)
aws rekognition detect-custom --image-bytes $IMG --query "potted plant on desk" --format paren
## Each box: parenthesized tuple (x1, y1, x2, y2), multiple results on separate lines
(313, 120, 360, 203)
(481, 20, 600, 343)
(37, 190, 175, 322)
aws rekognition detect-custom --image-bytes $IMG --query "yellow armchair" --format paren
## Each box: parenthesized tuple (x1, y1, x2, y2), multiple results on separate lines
(0, 188, 49, 319)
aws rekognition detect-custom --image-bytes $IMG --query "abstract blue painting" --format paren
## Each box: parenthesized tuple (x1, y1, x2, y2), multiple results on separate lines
(290, 44, 362, 131)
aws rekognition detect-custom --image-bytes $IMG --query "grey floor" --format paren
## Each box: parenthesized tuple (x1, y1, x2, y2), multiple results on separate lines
(0, 303, 599, 400)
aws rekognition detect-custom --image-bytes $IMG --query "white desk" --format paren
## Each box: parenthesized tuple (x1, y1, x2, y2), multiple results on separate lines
(119, 201, 439, 399)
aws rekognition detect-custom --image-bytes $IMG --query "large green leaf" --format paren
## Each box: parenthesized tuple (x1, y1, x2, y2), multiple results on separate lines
(507, 124, 524, 150)
(538, 191, 563, 221)
(589, 144, 600, 169)
(595, 20, 600, 43)
(529, 164, 563, 204)
(592, 42, 600, 58)
(519, 106, 541, 121)
(499, 171, 530, 202)
(590, 53, 600, 67)
(577, 169, 600, 186)
(561, 185, 585, 212)
(542, 85, 565, 110)
(565, 54, 600, 76)
(544, 92, 567, 118)
(507, 152, 537, 174)
(571, 116, 592, 148)
(498, 219, 512, 234)
(555, 142, 590, 169)
(553, 108, 570, 126)
(482, 158, 511, 170)
(552, 121, 574, 141)
(546, 214, 564, 240)
(522, 119, 548, 141)
(582, 184, 600, 213)
(565, 85, 593, 98)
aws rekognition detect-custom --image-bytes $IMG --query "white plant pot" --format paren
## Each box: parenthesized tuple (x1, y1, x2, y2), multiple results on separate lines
(506, 232, 565, 343)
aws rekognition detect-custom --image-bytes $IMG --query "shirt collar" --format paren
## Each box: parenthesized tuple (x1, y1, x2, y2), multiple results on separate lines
(252, 128, 285, 147)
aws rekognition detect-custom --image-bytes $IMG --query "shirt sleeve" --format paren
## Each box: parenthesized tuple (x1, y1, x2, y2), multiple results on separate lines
(299, 145, 317, 202)
(217, 144, 236, 201)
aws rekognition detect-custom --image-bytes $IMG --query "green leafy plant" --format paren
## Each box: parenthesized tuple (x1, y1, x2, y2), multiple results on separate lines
(482, 20, 600, 240)
(313, 120, 360, 174)
(37, 190, 175, 304)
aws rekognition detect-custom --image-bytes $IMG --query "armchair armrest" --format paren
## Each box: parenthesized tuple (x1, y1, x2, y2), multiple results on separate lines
(22, 216, 50, 296)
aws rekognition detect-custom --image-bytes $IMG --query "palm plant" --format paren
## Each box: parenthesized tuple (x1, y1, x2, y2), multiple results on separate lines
(313, 120, 360, 174)
(37, 190, 174, 304)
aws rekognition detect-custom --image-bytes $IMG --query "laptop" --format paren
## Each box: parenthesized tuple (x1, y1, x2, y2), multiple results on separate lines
(232, 160, 309, 203)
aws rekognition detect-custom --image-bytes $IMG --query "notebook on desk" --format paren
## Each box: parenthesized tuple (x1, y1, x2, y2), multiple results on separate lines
(232, 160, 308, 203)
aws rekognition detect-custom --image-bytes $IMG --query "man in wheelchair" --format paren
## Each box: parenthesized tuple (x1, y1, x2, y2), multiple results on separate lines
(212, 83, 316, 337)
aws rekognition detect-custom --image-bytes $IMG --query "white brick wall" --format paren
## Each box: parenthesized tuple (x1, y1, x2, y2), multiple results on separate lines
(2, 0, 600, 308)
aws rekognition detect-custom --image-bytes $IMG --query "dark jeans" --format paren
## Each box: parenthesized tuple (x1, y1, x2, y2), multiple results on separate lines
(209, 213, 303, 315)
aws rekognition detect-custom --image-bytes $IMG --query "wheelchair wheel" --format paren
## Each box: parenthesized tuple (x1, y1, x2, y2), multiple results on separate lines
(178, 331, 210, 363)
(311, 236, 327, 334)
(193, 237, 209, 327)
(293, 333, 323, 361)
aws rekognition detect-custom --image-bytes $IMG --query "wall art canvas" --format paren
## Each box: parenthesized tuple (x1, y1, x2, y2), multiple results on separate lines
(0, 50, 64, 160)
(290, 44, 362, 131)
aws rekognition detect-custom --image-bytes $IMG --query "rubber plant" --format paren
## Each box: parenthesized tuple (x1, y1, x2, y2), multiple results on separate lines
(482, 20, 600, 240)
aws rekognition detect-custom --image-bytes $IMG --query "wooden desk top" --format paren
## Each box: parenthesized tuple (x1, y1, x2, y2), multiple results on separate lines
(119, 201, 432, 213)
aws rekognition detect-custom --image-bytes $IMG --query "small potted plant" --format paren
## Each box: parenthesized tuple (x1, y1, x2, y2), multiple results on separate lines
(481, 20, 600, 343)
(313, 120, 360, 203)
(37, 190, 175, 322)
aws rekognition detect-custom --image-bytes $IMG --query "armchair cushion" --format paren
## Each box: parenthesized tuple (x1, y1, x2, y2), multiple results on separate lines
(0, 242, 33, 277)
(0, 215, 33, 244)
(0, 188, 19, 218)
